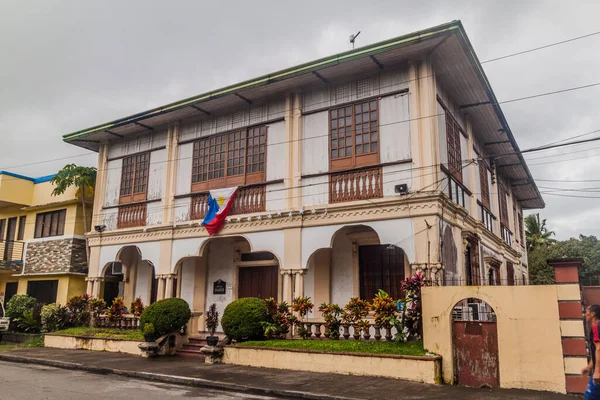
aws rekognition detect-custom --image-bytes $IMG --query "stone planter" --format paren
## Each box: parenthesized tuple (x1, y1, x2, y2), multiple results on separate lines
(206, 336, 219, 346)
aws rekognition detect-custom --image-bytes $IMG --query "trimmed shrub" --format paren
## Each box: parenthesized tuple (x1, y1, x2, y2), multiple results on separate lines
(66, 294, 91, 327)
(221, 298, 268, 341)
(139, 298, 191, 336)
(6, 294, 36, 320)
(41, 304, 68, 332)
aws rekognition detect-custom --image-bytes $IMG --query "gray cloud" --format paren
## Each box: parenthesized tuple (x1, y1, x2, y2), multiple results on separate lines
(1, 0, 599, 239)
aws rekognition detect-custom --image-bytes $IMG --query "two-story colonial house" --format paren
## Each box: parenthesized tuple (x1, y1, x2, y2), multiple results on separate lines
(0, 171, 89, 306)
(63, 21, 543, 332)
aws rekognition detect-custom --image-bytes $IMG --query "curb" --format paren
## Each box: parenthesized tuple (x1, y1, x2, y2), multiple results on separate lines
(0, 353, 360, 400)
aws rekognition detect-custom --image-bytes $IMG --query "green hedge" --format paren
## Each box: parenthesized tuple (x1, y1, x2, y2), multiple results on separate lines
(139, 298, 191, 336)
(221, 298, 267, 341)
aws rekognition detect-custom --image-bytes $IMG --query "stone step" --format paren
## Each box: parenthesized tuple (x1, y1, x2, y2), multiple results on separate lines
(181, 344, 204, 351)
(176, 349, 206, 360)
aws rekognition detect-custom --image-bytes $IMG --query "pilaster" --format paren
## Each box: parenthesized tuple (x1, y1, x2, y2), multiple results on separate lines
(92, 143, 108, 228)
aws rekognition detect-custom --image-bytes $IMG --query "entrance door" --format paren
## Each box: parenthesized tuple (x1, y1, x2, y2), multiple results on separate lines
(3, 282, 18, 306)
(453, 320, 499, 387)
(4, 217, 16, 261)
(238, 266, 278, 300)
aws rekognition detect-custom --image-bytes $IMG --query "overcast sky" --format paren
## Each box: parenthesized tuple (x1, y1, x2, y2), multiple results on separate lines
(1, 0, 599, 240)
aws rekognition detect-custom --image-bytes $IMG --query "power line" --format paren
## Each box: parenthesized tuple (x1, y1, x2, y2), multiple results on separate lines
(4, 29, 600, 174)
(480, 30, 600, 64)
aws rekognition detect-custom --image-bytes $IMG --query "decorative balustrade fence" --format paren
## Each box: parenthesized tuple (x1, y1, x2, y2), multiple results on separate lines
(297, 322, 396, 341)
(93, 314, 140, 330)
(329, 167, 382, 203)
(190, 184, 266, 220)
(117, 203, 147, 229)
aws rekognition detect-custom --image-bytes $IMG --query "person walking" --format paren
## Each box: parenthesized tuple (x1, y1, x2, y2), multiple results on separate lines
(584, 305, 600, 399)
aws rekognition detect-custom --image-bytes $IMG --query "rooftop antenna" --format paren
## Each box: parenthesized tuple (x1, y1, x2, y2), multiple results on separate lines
(349, 31, 361, 49)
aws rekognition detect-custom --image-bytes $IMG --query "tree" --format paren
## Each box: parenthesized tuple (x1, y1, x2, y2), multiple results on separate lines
(525, 213, 556, 252)
(51, 164, 97, 263)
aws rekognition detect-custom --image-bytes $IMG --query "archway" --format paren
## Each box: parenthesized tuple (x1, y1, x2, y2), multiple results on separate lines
(304, 225, 410, 312)
(100, 245, 157, 307)
(451, 298, 499, 388)
(173, 235, 281, 334)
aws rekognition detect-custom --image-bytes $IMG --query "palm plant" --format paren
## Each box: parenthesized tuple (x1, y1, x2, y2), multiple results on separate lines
(525, 213, 556, 252)
(51, 164, 97, 261)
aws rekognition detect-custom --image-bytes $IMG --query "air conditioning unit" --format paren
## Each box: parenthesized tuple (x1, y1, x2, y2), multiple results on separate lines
(452, 306, 474, 321)
(111, 262, 124, 275)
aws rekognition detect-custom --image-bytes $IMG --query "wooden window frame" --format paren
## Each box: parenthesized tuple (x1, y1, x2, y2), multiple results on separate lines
(34, 209, 66, 239)
(498, 184, 509, 227)
(119, 152, 150, 204)
(444, 109, 463, 182)
(329, 99, 380, 171)
(518, 212, 524, 245)
(191, 125, 267, 192)
(506, 262, 515, 286)
(17, 216, 26, 241)
(479, 160, 491, 209)
(0, 219, 5, 241)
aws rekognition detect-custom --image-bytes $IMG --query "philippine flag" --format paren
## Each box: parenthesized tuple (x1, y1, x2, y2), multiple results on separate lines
(202, 187, 238, 235)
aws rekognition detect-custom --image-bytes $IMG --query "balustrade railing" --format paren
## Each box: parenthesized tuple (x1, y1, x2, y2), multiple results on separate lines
(329, 167, 382, 204)
(117, 203, 147, 229)
(93, 314, 140, 330)
(0, 240, 25, 262)
(190, 184, 266, 220)
(296, 322, 394, 341)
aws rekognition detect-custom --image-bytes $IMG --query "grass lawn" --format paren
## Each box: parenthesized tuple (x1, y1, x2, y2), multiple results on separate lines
(235, 339, 428, 356)
(0, 336, 44, 351)
(51, 327, 143, 341)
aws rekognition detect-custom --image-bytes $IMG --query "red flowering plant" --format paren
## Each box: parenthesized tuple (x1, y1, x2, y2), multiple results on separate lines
(262, 298, 293, 338)
(292, 296, 314, 339)
(342, 297, 371, 340)
(130, 297, 145, 317)
(400, 272, 425, 340)
(372, 290, 396, 331)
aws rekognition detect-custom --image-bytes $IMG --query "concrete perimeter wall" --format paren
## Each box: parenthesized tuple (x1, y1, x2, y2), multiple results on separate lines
(223, 346, 441, 384)
(422, 285, 583, 394)
(45, 335, 143, 356)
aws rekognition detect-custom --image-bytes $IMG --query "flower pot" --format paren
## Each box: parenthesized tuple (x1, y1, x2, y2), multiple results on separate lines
(206, 335, 219, 346)
(144, 334, 155, 343)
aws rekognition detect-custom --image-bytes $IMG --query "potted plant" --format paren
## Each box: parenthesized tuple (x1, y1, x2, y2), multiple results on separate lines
(205, 303, 219, 346)
(143, 323, 155, 342)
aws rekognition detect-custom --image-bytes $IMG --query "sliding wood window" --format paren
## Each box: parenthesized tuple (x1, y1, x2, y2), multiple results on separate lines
(119, 152, 150, 203)
(445, 110, 463, 182)
(34, 209, 66, 238)
(17, 216, 26, 240)
(191, 125, 267, 192)
(498, 185, 509, 228)
(479, 161, 491, 209)
(329, 99, 379, 171)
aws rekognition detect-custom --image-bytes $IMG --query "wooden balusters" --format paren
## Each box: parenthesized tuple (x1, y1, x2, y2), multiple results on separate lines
(329, 167, 382, 203)
(117, 203, 147, 228)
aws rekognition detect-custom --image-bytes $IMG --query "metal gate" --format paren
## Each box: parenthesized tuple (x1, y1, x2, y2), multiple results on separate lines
(453, 320, 499, 388)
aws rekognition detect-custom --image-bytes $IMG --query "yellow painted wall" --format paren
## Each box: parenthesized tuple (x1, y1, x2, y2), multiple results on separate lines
(0, 272, 19, 305)
(0, 175, 34, 206)
(16, 275, 86, 305)
(422, 285, 571, 394)
(30, 180, 77, 208)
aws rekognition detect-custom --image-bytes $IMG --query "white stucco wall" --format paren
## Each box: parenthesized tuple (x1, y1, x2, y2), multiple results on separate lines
(179, 258, 196, 309)
(205, 240, 234, 331)
(383, 163, 413, 197)
(379, 93, 411, 163)
(104, 159, 123, 207)
(134, 261, 152, 304)
(175, 142, 193, 196)
(301, 111, 329, 175)
(171, 238, 208, 270)
(98, 242, 160, 277)
(266, 121, 285, 181)
(107, 130, 168, 159)
(173, 197, 191, 223)
(301, 176, 328, 208)
(265, 182, 286, 212)
(330, 230, 354, 306)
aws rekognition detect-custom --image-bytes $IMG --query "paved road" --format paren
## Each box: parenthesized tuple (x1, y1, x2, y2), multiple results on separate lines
(0, 361, 283, 400)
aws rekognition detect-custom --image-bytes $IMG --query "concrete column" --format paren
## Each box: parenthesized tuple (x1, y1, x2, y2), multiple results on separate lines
(165, 275, 173, 298)
(92, 144, 109, 228)
(92, 278, 102, 298)
(293, 270, 306, 300)
(281, 270, 293, 304)
(86, 278, 93, 296)
(548, 257, 586, 395)
(163, 123, 179, 225)
(156, 276, 166, 301)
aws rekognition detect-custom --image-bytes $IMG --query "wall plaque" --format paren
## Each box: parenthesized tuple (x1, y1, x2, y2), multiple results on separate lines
(213, 279, 226, 295)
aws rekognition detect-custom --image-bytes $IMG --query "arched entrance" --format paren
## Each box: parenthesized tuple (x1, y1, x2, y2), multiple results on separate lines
(100, 245, 157, 307)
(452, 298, 499, 388)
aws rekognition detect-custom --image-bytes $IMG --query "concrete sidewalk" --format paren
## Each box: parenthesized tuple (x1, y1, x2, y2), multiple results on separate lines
(0, 348, 574, 399)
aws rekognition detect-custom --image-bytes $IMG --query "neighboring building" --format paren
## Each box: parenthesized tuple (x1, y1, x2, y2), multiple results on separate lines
(0, 171, 89, 306)
(63, 21, 543, 332)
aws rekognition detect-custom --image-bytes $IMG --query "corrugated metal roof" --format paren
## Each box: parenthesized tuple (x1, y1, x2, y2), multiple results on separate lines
(63, 20, 543, 209)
